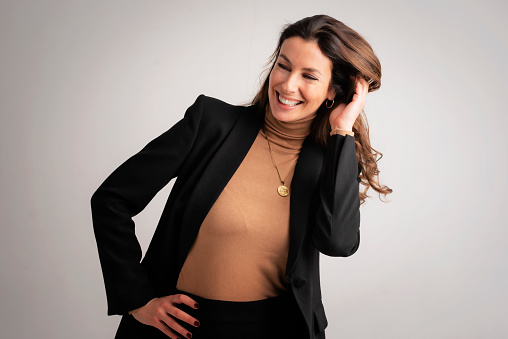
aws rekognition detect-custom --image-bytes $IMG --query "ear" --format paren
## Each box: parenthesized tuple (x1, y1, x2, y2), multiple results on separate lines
(327, 88, 336, 101)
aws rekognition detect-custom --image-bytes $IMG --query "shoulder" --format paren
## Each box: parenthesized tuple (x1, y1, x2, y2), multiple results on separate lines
(188, 94, 261, 128)
(193, 94, 237, 110)
(194, 94, 255, 116)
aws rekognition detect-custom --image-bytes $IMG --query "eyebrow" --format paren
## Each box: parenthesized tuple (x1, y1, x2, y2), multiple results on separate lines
(279, 54, 323, 76)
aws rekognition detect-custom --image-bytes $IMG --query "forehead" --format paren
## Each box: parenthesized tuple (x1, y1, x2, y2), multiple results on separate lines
(279, 36, 332, 74)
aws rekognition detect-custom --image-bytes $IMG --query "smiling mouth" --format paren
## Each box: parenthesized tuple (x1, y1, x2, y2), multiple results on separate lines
(277, 92, 302, 107)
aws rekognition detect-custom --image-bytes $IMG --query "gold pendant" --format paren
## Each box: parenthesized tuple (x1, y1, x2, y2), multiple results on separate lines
(277, 185, 289, 197)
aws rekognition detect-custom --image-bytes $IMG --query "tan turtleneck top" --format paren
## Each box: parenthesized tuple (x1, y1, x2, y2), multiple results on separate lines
(175, 109, 352, 301)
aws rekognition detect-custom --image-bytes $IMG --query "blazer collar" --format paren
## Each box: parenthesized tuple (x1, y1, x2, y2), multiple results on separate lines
(177, 105, 263, 270)
(287, 137, 324, 276)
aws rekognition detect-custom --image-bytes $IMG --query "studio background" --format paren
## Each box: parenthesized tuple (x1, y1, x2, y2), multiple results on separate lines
(1, 0, 507, 338)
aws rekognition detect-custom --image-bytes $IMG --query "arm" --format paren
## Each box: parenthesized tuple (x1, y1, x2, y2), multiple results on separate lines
(90, 95, 205, 316)
(312, 133, 361, 257)
(312, 78, 367, 256)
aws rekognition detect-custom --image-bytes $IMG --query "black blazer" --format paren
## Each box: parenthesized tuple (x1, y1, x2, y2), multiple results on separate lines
(91, 95, 361, 339)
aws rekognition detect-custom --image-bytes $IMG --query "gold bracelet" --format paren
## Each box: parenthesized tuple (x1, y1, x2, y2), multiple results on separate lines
(330, 127, 354, 137)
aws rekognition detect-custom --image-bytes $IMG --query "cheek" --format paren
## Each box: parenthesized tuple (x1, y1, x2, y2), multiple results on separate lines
(269, 69, 284, 88)
(268, 72, 274, 90)
(267, 73, 276, 104)
(311, 87, 330, 103)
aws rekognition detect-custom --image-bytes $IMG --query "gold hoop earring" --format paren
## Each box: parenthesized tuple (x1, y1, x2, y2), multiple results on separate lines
(325, 99, 334, 108)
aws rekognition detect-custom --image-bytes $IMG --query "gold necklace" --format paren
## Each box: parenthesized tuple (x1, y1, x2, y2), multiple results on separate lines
(263, 127, 298, 197)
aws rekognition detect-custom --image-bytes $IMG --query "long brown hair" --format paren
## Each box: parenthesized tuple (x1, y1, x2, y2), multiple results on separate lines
(252, 15, 392, 204)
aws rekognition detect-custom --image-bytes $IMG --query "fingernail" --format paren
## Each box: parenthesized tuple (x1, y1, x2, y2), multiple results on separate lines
(194, 320, 200, 327)
(194, 303, 200, 309)
(186, 333, 192, 339)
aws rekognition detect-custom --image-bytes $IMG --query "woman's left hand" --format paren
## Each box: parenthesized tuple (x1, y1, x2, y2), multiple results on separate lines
(329, 77, 369, 131)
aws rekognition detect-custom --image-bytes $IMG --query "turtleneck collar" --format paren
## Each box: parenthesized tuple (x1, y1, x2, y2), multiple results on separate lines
(260, 107, 316, 150)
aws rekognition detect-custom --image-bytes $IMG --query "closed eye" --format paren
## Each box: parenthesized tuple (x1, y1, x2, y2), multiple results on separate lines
(277, 63, 290, 71)
(304, 74, 318, 81)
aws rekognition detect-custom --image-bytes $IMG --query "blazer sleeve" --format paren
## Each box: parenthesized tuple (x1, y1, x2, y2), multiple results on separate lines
(312, 133, 361, 257)
(90, 95, 205, 316)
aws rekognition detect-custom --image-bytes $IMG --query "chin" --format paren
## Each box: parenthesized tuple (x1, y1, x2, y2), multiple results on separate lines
(269, 104, 296, 122)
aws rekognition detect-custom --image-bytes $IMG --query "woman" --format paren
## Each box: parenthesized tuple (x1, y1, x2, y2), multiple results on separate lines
(91, 14, 391, 339)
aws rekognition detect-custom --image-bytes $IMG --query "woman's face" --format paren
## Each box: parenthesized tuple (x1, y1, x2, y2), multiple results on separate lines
(268, 36, 335, 123)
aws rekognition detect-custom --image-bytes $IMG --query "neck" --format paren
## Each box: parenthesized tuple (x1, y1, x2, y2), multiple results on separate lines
(261, 107, 316, 150)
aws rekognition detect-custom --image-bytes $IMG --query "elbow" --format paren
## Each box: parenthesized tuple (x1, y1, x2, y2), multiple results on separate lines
(90, 185, 115, 210)
(90, 188, 104, 212)
(90, 188, 111, 225)
(320, 239, 359, 257)
(90, 190, 104, 231)
(313, 229, 360, 257)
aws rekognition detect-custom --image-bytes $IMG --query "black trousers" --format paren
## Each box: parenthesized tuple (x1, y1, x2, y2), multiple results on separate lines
(115, 289, 309, 339)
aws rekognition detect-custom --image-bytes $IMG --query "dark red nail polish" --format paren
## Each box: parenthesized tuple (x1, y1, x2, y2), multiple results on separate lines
(186, 333, 192, 339)
(194, 303, 200, 309)
(194, 320, 200, 327)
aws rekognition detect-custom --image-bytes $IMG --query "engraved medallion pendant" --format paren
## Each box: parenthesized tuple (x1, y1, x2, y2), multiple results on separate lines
(277, 185, 289, 197)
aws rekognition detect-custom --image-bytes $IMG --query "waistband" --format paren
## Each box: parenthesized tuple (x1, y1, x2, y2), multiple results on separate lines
(174, 289, 297, 323)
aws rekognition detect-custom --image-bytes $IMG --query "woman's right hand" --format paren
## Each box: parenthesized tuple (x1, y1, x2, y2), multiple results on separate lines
(129, 294, 200, 339)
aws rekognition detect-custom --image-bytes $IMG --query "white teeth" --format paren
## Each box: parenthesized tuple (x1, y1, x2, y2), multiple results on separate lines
(278, 94, 300, 106)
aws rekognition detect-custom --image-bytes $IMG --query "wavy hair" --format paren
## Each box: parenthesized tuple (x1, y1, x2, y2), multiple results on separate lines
(252, 15, 392, 204)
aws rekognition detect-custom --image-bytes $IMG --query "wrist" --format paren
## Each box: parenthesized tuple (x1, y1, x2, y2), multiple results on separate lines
(330, 127, 355, 137)
(329, 117, 353, 131)
(330, 123, 354, 136)
(330, 123, 352, 131)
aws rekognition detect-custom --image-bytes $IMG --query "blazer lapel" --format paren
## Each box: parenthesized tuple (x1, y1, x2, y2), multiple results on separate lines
(176, 106, 264, 269)
(286, 137, 324, 276)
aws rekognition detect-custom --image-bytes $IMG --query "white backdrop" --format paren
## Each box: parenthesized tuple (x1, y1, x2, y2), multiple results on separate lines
(1, 0, 507, 338)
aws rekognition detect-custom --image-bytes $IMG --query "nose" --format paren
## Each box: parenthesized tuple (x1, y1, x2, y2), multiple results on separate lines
(281, 73, 299, 93)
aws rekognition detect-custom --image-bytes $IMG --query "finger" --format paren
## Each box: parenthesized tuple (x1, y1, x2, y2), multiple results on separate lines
(159, 313, 194, 339)
(354, 78, 368, 105)
(167, 303, 201, 328)
(359, 78, 369, 97)
(155, 320, 184, 339)
(170, 293, 200, 310)
(357, 78, 368, 93)
(358, 77, 368, 89)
